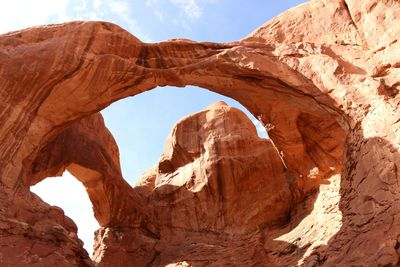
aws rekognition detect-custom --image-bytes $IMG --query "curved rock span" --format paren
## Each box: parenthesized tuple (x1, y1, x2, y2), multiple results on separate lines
(0, 0, 399, 266)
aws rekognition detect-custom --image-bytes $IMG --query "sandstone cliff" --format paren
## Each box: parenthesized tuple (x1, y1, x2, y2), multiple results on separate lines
(0, 0, 399, 266)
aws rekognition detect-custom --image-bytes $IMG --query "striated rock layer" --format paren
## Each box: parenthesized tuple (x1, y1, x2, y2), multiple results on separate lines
(0, 0, 399, 266)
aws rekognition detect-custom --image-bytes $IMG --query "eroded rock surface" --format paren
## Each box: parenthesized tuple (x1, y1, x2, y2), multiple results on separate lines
(94, 102, 292, 265)
(0, 0, 399, 266)
(143, 101, 292, 231)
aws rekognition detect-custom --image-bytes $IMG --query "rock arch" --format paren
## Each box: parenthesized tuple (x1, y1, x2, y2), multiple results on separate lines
(27, 113, 139, 227)
(2, 20, 344, 194)
(0, 0, 399, 265)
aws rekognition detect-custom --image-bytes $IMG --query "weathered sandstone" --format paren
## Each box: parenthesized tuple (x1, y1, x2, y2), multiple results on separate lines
(0, 0, 399, 266)
(95, 101, 292, 266)
(144, 101, 292, 232)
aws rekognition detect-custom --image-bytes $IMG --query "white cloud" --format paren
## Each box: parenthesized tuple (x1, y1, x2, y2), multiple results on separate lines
(93, 0, 102, 10)
(74, 0, 88, 12)
(146, 0, 204, 25)
(154, 10, 167, 22)
(106, 0, 152, 41)
(145, 0, 158, 6)
(170, 0, 202, 20)
(0, 0, 111, 34)
(31, 171, 99, 256)
(0, 0, 150, 40)
(108, 0, 129, 15)
(0, 0, 70, 34)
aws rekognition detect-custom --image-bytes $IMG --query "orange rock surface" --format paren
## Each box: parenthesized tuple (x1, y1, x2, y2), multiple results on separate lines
(0, 0, 399, 266)
(95, 101, 293, 266)
(144, 101, 292, 231)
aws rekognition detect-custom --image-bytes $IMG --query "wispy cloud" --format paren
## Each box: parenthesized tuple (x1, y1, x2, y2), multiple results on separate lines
(93, 0, 102, 10)
(0, 0, 151, 42)
(106, 0, 152, 41)
(0, 0, 111, 34)
(169, 0, 202, 20)
(0, 0, 70, 34)
(68, 0, 105, 22)
(108, 0, 130, 15)
(154, 9, 167, 22)
(146, 0, 205, 28)
(145, 0, 158, 6)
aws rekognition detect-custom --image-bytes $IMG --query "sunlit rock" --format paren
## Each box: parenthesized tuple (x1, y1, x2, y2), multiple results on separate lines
(0, 0, 399, 265)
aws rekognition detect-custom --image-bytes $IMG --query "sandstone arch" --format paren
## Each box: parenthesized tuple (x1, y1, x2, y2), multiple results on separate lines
(27, 113, 141, 227)
(1, 20, 344, 197)
(0, 0, 399, 266)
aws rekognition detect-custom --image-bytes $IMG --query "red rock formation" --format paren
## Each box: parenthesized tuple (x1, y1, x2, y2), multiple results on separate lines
(89, 101, 292, 266)
(0, 0, 399, 266)
(28, 113, 143, 227)
(0, 115, 112, 266)
(94, 101, 292, 265)
(147, 101, 292, 231)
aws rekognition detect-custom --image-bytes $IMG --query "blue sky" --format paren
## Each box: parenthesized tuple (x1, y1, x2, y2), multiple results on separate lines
(2, 0, 306, 255)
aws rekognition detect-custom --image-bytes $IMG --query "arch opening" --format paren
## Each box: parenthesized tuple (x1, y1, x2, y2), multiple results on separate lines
(30, 171, 99, 256)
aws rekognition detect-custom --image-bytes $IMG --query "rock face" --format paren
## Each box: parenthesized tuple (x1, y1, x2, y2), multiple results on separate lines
(95, 101, 292, 266)
(0, 114, 115, 267)
(143, 101, 292, 231)
(28, 113, 143, 228)
(0, 0, 399, 266)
